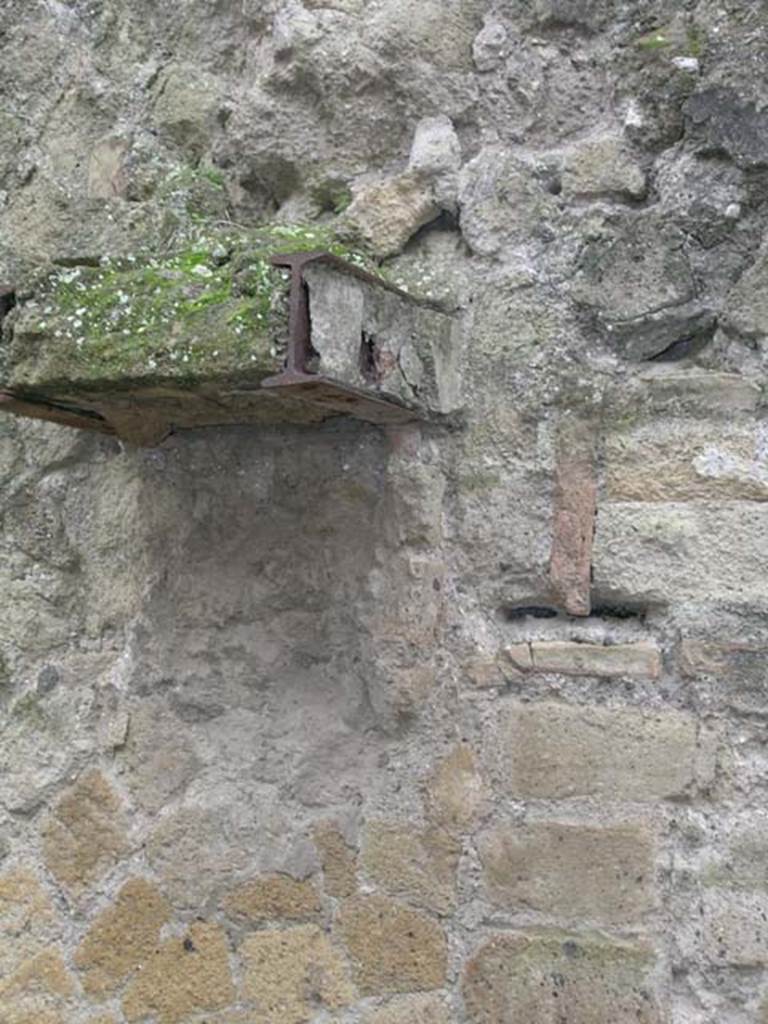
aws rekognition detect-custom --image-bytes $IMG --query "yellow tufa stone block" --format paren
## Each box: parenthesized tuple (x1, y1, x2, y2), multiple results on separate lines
(478, 822, 655, 925)
(496, 700, 712, 801)
(462, 930, 661, 1023)
(74, 877, 172, 996)
(336, 894, 447, 996)
(41, 770, 129, 895)
(222, 873, 322, 925)
(0, 949, 76, 1024)
(2, 949, 74, 998)
(312, 821, 358, 898)
(239, 924, 355, 1021)
(427, 745, 489, 831)
(505, 641, 661, 680)
(360, 992, 454, 1023)
(360, 821, 460, 914)
(122, 921, 235, 1024)
(0, 869, 61, 977)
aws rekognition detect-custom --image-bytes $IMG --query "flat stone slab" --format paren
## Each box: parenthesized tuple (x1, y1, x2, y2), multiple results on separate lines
(0, 233, 459, 444)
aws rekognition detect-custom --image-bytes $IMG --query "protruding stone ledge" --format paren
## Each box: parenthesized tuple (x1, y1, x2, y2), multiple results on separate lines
(505, 640, 662, 679)
(0, 230, 460, 444)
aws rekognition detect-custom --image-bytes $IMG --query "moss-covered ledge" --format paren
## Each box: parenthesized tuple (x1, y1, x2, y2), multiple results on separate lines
(0, 225, 460, 445)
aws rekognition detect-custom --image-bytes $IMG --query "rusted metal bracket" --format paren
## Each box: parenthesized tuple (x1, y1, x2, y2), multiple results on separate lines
(0, 251, 458, 443)
(260, 251, 430, 425)
(0, 391, 116, 434)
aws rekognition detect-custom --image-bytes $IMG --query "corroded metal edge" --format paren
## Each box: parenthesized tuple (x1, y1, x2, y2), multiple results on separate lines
(0, 252, 448, 439)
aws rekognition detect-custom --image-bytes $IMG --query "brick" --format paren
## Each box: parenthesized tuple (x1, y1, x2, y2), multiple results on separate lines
(222, 874, 321, 924)
(478, 822, 655, 924)
(361, 821, 460, 914)
(497, 700, 710, 800)
(41, 770, 129, 895)
(549, 416, 597, 616)
(74, 878, 172, 996)
(462, 930, 661, 1023)
(240, 924, 354, 1021)
(427, 745, 489, 831)
(507, 641, 661, 679)
(361, 992, 453, 1023)
(313, 822, 357, 898)
(604, 420, 768, 502)
(336, 894, 447, 996)
(593, 503, 768, 605)
(502, 644, 534, 672)
(0, 869, 60, 977)
(679, 640, 768, 711)
(122, 922, 235, 1024)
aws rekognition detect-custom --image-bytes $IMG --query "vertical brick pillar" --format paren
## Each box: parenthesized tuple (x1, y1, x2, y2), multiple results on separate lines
(549, 415, 597, 616)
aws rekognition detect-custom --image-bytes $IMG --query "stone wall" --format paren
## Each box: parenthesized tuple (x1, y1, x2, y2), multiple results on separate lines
(2, 1, 768, 1021)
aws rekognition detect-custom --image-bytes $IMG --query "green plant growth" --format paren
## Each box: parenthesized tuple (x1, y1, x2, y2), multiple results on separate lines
(635, 22, 706, 58)
(8, 224, 379, 390)
(686, 25, 706, 58)
(311, 180, 354, 216)
(636, 29, 673, 51)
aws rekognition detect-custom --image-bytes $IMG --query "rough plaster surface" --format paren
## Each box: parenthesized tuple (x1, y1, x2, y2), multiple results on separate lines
(2, 1, 768, 1022)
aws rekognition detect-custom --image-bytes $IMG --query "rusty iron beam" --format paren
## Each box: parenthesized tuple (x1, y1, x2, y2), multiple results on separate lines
(0, 392, 116, 435)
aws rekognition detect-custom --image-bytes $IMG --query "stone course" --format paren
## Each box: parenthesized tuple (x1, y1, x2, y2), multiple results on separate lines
(505, 640, 661, 679)
(496, 701, 711, 801)
(462, 931, 661, 1024)
(478, 822, 655, 924)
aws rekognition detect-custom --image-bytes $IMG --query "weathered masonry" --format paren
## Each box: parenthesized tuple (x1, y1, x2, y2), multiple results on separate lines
(1, 242, 460, 444)
(2, 2, 768, 1023)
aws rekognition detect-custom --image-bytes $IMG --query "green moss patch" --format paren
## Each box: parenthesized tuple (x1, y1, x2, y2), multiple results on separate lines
(8, 224, 378, 391)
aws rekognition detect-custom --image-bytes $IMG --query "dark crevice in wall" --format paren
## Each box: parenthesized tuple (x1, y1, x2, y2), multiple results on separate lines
(500, 605, 560, 621)
(499, 602, 653, 623)
(0, 286, 16, 325)
(359, 330, 379, 384)
(589, 602, 648, 621)
(647, 322, 717, 362)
